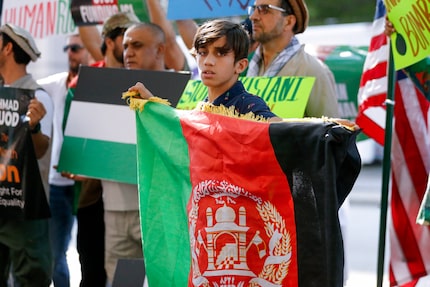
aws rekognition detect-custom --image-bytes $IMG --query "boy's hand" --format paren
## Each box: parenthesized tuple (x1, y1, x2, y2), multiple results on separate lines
(127, 82, 154, 100)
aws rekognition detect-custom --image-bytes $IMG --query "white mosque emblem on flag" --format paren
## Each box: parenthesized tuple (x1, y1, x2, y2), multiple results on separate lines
(189, 180, 293, 287)
(203, 204, 257, 277)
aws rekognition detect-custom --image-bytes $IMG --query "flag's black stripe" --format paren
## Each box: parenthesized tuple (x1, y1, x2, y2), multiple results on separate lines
(269, 121, 361, 287)
(74, 66, 191, 106)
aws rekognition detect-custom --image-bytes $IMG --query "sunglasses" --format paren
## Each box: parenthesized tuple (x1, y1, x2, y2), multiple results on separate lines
(63, 44, 84, 53)
(247, 4, 287, 15)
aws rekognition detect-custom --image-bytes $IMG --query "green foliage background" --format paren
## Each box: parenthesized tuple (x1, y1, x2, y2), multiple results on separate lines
(306, 0, 376, 25)
(181, 0, 378, 26)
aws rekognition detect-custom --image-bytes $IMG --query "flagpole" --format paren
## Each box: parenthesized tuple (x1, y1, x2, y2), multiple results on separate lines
(376, 43, 396, 287)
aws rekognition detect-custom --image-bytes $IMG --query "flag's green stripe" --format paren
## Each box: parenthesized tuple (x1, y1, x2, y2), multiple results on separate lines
(58, 136, 137, 184)
(136, 103, 191, 286)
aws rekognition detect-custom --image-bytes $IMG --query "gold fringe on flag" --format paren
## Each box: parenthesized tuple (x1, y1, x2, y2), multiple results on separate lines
(122, 91, 359, 131)
(122, 91, 171, 111)
(280, 116, 359, 132)
(195, 103, 359, 131)
(195, 102, 269, 122)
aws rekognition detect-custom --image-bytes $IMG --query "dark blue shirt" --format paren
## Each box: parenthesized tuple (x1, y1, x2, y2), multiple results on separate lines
(208, 81, 277, 119)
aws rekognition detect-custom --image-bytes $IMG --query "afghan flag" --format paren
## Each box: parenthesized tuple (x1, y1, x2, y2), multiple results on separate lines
(129, 99, 361, 287)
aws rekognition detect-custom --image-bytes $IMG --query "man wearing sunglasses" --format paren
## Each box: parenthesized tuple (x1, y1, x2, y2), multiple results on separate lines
(68, 12, 138, 287)
(0, 23, 53, 287)
(247, 1, 347, 287)
(37, 33, 90, 287)
(246, 0, 339, 119)
(63, 43, 84, 53)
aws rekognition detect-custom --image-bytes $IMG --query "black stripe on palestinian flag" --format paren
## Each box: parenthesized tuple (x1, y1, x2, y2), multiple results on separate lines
(74, 66, 190, 106)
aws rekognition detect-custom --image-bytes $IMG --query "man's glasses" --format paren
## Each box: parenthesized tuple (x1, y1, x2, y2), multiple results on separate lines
(247, 4, 287, 15)
(63, 44, 84, 53)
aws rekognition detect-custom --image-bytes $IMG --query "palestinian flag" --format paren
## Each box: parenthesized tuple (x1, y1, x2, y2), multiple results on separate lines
(130, 100, 361, 287)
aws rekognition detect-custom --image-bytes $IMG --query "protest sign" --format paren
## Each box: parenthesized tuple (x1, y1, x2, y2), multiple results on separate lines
(167, 0, 249, 20)
(385, 0, 430, 70)
(177, 76, 314, 118)
(70, 0, 147, 26)
(57, 67, 191, 184)
(0, 87, 49, 220)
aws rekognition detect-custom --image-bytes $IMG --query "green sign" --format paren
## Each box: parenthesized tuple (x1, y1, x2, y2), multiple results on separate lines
(385, 0, 430, 70)
(177, 76, 315, 118)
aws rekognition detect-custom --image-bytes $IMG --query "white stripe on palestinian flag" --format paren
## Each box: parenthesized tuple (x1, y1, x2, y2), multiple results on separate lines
(65, 101, 136, 144)
(59, 101, 137, 184)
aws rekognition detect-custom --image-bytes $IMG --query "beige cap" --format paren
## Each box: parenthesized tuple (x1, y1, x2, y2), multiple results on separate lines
(101, 12, 139, 37)
(288, 0, 309, 34)
(0, 23, 41, 61)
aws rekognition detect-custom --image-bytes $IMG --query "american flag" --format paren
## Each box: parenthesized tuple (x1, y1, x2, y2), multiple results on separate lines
(356, 0, 430, 286)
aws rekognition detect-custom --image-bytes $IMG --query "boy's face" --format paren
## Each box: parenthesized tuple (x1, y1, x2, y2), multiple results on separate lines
(196, 36, 247, 94)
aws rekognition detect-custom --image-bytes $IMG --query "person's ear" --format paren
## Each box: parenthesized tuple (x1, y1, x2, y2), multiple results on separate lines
(284, 14, 296, 32)
(156, 43, 165, 59)
(235, 58, 248, 74)
(3, 42, 13, 55)
(105, 37, 115, 50)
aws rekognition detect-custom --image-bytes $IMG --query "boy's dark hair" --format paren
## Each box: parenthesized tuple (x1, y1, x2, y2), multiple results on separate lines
(0, 32, 31, 65)
(192, 19, 249, 63)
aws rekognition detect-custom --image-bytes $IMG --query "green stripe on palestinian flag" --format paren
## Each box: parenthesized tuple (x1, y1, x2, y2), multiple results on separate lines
(58, 101, 137, 184)
(134, 101, 361, 287)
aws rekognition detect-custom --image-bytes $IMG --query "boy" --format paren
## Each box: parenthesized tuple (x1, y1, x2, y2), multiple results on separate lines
(125, 19, 359, 287)
(128, 19, 281, 121)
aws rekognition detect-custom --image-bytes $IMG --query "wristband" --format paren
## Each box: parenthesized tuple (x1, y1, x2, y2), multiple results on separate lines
(31, 122, 41, 134)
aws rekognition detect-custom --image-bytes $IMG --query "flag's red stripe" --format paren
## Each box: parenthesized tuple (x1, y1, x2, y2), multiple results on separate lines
(391, 182, 426, 282)
(389, 265, 396, 285)
(359, 61, 387, 87)
(368, 33, 387, 53)
(355, 91, 386, 144)
(359, 1, 430, 286)
(394, 85, 428, 199)
(401, 278, 419, 287)
(355, 114, 385, 145)
(358, 92, 386, 109)
(390, 80, 430, 285)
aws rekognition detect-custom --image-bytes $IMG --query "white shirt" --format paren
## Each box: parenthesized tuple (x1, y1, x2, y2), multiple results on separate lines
(37, 72, 73, 186)
(36, 89, 53, 138)
(35, 88, 54, 195)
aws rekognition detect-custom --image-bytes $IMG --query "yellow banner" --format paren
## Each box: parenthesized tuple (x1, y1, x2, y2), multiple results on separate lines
(385, 0, 430, 70)
(177, 76, 315, 118)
